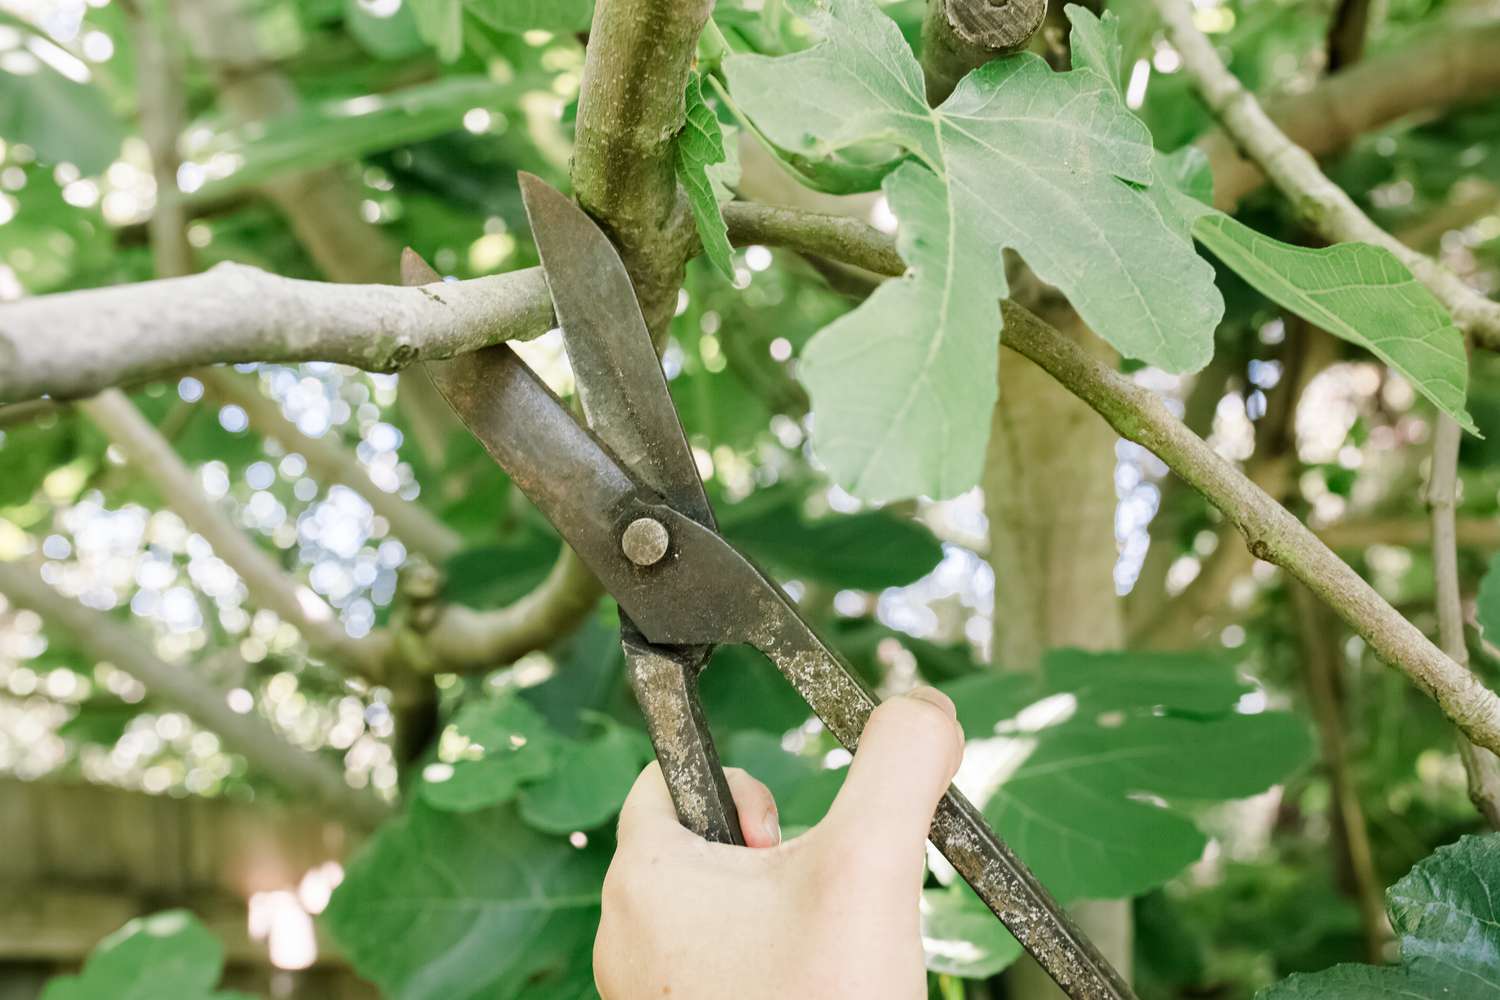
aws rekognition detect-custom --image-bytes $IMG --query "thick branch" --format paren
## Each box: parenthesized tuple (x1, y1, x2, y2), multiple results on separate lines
(996, 300, 1500, 755)
(197, 369, 462, 564)
(1428, 414, 1500, 826)
(0, 203, 876, 407)
(920, 0, 1045, 103)
(0, 264, 553, 403)
(0, 559, 389, 828)
(410, 552, 603, 674)
(1199, 21, 1500, 210)
(78, 390, 385, 678)
(1161, 0, 1500, 348)
(572, 0, 711, 336)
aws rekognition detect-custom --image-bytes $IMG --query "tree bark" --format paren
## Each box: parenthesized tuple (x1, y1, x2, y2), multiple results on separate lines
(921, 0, 1046, 103)
(985, 297, 1134, 994)
(572, 0, 712, 337)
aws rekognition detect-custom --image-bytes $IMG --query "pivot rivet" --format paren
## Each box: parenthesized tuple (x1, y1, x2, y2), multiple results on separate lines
(622, 517, 669, 566)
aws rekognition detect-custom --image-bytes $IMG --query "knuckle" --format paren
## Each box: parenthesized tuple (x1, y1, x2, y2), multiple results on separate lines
(866, 696, 963, 768)
(870, 694, 955, 743)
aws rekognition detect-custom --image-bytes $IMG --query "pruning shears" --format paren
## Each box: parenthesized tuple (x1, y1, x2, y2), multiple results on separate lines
(425, 173, 1136, 1000)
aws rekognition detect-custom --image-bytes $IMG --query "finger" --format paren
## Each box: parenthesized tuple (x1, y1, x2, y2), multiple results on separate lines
(818, 687, 963, 861)
(724, 767, 781, 848)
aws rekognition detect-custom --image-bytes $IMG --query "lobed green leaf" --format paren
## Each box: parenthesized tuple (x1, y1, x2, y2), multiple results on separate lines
(724, 0, 1223, 500)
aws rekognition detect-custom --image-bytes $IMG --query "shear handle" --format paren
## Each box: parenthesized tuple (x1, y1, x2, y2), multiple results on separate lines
(622, 636, 744, 845)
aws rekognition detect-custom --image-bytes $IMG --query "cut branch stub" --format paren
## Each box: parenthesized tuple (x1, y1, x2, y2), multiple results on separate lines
(922, 0, 1046, 103)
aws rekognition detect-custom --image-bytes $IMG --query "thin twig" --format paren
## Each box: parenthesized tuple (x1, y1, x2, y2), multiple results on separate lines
(1288, 583, 1390, 960)
(1158, 0, 1500, 349)
(1428, 414, 1500, 826)
(995, 301, 1500, 754)
(0, 559, 389, 828)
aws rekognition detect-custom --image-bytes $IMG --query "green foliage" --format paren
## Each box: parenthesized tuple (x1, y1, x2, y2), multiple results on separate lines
(1070, 5, 1473, 433)
(518, 719, 651, 833)
(344, 0, 428, 59)
(718, 485, 945, 590)
(420, 689, 651, 827)
(409, 0, 593, 61)
(441, 531, 559, 609)
(1476, 551, 1500, 642)
(1259, 835, 1500, 999)
(675, 73, 735, 279)
(324, 802, 609, 1000)
(185, 78, 525, 203)
(40, 910, 252, 1000)
(724, 0, 1223, 501)
(1193, 214, 1474, 432)
(0, 51, 123, 175)
(0, 410, 105, 508)
(419, 692, 559, 811)
(9, 2, 1500, 998)
(920, 884, 1022, 978)
(945, 650, 1312, 902)
(721, 729, 844, 829)
(0, 165, 115, 293)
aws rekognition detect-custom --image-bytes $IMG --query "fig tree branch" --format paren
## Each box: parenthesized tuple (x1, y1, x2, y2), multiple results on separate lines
(0, 264, 554, 403)
(722, 206, 1500, 755)
(996, 301, 1500, 755)
(571, 0, 713, 337)
(10, 193, 1500, 750)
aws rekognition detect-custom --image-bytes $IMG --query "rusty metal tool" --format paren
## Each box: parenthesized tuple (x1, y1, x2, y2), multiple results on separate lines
(425, 172, 1137, 1000)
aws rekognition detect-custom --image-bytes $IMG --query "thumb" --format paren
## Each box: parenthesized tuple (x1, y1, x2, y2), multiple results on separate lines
(817, 687, 964, 863)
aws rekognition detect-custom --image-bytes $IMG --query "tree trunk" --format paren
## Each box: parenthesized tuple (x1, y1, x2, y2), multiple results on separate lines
(984, 303, 1133, 994)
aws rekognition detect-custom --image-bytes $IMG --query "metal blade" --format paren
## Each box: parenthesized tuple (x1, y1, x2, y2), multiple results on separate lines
(518, 172, 714, 529)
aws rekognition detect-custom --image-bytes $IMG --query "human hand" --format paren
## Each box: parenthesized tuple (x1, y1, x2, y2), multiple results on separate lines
(593, 687, 965, 999)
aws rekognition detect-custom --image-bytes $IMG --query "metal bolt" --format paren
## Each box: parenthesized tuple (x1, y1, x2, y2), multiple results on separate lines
(621, 517, 670, 566)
